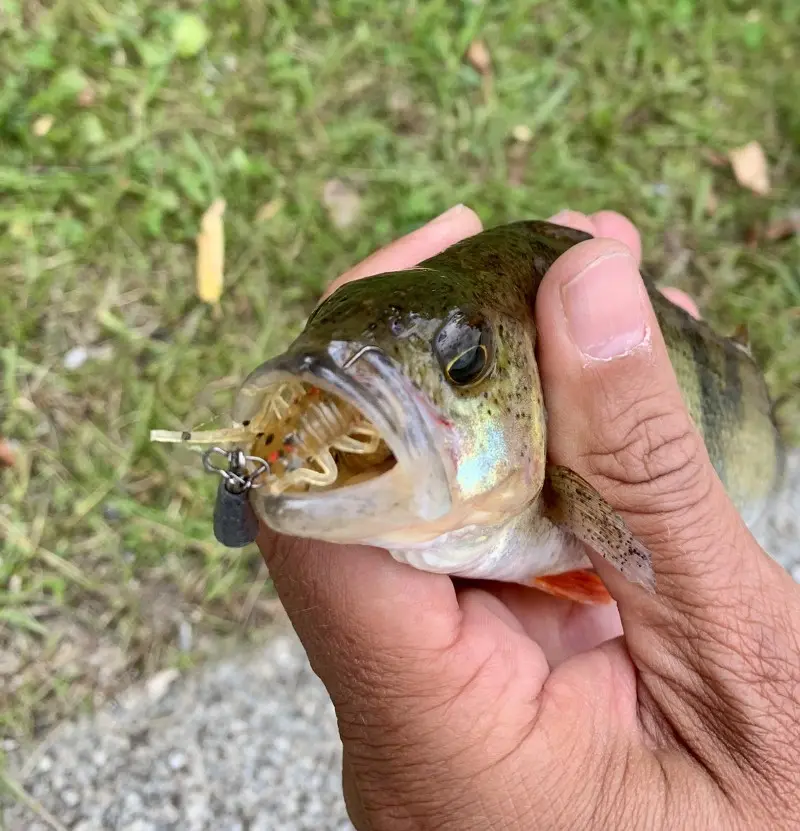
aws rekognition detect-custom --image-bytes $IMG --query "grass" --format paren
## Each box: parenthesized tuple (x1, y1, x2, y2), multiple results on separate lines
(1, 0, 798, 743)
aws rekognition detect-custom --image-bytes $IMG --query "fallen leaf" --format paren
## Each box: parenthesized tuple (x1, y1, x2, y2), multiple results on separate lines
(322, 179, 362, 230)
(388, 88, 413, 113)
(32, 115, 54, 136)
(705, 186, 719, 216)
(255, 197, 284, 223)
(507, 142, 530, 187)
(77, 85, 96, 107)
(196, 199, 226, 305)
(0, 439, 15, 468)
(172, 13, 209, 58)
(764, 209, 800, 241)
(728, 141, 770, 195)
(702, 148, 728, 168)
(511, 124, 533, 144)
(466, 39, 492, 75)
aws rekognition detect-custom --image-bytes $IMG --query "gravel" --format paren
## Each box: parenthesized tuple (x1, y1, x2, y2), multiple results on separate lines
(4, 451, 798, 831)
(3, 631, 354, 831)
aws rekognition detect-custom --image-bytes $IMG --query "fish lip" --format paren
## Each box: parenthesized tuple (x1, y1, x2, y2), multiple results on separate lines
(233, 343, 452, 536)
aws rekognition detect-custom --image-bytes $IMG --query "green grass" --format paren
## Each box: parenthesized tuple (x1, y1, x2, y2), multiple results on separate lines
(1, 0, 798, 740)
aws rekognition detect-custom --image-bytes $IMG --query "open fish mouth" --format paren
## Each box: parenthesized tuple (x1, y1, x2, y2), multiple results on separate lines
(231, 344, 452, 542)
(238, 377, 396, 495)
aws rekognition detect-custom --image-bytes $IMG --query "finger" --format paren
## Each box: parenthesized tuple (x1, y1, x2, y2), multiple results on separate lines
(549, 209, 698, 319)
(257, 527, 458, 692)
(536, 238, 778, 604)
(322, 204, 483, 299)
(548, 209, 643, 265)
(590, 210, 643, 263)
(535, 238, 800, 776)
(547, 209, 598, 238)
(534, 237, 793, 669)
(468, 580, 623, 667)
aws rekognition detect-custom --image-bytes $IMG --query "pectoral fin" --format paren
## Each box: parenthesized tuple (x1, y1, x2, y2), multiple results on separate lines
(543, 465, 655, 592)
(532, 570, 614, 605)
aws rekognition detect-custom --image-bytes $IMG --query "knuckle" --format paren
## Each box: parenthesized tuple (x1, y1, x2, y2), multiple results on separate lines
(580, 378, 713, 517)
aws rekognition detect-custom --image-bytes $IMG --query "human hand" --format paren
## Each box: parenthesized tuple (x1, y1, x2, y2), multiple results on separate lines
(258, 206, 800, 830)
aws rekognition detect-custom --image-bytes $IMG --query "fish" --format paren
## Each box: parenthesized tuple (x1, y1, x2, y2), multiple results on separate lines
(152, 220, 785, 604)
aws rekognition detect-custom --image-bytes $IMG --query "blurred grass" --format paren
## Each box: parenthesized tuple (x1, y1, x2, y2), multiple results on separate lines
(0, 0, 798, 740)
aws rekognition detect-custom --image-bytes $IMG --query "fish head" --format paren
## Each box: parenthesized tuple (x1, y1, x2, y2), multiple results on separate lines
(234, 265, 547, 550)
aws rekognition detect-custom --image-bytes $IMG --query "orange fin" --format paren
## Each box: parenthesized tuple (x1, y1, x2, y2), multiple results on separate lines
(532, 570, 614, 605)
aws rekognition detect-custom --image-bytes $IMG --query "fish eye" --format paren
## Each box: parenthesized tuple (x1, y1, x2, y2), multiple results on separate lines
(434, 312, 495, 388)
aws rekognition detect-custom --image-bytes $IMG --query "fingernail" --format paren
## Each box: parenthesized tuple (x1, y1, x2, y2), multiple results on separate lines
(562, 252, 648, 360)
(429, 204, 465, 225)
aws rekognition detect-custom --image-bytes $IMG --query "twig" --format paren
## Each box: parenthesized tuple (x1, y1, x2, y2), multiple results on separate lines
(0, 770, 69, 831)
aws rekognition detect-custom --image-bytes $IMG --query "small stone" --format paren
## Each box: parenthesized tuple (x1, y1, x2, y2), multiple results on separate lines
(120, 820, 157, 831)
(102, 504, 122, 522)
(146, 667, 180, 702)
(61, 788, 80, 807)
(168, 750, 187, 770)
(178, 619, 193, 653)
(38, 755, 54, 773)
(63, 346, 89, 370)
(123, 791, 144, 813)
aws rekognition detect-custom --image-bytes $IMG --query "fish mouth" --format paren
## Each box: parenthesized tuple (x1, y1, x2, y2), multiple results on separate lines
(231, 343, 452, 542)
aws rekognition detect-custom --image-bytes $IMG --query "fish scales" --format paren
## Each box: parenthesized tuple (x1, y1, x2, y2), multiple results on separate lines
(409, 220, 783, 521)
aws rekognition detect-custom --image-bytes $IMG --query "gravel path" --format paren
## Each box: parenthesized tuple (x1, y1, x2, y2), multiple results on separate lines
(4, 629, 353, 831)
(5, 451, 798, 831)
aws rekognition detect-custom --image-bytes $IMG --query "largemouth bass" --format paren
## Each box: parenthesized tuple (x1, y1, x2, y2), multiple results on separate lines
(155, 221, 784, 603)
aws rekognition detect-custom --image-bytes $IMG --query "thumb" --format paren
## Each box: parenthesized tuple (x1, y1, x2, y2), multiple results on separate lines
(535, 236, 787, 628)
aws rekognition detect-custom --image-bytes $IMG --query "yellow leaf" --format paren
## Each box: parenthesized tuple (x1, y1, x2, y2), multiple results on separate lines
(728, 141, 770, 196)
(511, 124, 533, 143)
(255, 197, 284, 223)
(196, 199, 226, 305)
(32, 115, 54, 136)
